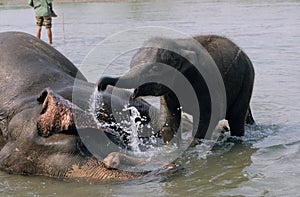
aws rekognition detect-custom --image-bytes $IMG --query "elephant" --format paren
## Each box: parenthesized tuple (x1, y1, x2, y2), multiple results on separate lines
(98, 35, 255, 144)
(0, 32, 178, 181)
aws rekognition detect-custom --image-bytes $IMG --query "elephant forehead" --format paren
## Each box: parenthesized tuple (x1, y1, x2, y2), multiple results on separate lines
(131, 47, 159, 66)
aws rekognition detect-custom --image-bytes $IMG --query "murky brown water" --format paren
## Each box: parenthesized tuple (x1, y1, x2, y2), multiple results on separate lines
(0, 0, 300, 196)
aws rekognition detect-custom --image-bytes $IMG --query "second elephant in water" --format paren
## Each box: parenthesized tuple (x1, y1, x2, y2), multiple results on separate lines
(98, 35, 255, 144)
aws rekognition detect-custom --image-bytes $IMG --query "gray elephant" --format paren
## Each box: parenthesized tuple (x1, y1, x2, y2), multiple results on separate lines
(0, 32, 175, 181)
(98, 35, 255, 144)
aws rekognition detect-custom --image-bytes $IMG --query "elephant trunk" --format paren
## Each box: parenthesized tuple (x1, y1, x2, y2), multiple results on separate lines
(98, 64, 147, 92)
(66, 158, 143, 181)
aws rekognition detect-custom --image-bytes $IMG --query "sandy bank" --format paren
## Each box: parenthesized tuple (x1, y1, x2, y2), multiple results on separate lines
(0, 0, 130, 5)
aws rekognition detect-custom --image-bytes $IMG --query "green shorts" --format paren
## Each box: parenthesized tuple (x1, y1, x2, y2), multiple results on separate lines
(35, 16, 52, 29)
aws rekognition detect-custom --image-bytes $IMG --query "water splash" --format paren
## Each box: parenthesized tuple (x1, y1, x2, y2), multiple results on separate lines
(89, 90, 231, 170)
(123, 105, 143, 153)
(89, 91, 160, 154)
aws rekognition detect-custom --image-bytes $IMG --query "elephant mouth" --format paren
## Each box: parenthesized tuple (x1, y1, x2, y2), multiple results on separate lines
(130, 83, 168, 100)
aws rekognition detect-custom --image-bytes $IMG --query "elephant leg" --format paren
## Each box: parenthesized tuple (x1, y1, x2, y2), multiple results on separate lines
(193, 95, 211, 140)
(246, 107, 255, 125)
(227, 92, 252, 136)
(227, 55, 254, 136)
(226, 109, 246, 137)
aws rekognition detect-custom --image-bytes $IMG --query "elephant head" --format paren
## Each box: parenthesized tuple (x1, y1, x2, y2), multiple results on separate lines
(0, 88, 144, 181)
(98, 37, 197, 95)
(97, 37, 203, 113)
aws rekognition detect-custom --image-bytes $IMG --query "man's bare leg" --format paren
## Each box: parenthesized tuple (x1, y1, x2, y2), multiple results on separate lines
(36, 26, 42, 39)
(46, 28, 52, 44)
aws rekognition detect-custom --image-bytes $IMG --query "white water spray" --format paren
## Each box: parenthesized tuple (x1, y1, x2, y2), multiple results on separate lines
(123, 105, 143, 153)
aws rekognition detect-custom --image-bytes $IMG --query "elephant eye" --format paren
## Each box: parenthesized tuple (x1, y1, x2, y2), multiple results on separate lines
(151, 65, 159, 72)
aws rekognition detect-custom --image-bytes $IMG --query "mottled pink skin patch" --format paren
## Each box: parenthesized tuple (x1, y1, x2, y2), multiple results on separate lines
(37, 88, 76, 137)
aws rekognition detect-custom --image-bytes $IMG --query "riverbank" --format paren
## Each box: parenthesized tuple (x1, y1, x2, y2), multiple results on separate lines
(0, 0, 130, 5)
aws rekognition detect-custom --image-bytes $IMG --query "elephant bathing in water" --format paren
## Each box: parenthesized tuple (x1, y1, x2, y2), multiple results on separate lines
(0, 32, 177, 181)
(98, 35, 255, 144)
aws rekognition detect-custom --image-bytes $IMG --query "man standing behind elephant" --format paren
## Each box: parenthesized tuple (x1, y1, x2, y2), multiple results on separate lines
(29, 0, 57, 44)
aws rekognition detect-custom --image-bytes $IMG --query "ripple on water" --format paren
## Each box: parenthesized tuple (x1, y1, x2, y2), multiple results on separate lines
(218, 124, 300, 196)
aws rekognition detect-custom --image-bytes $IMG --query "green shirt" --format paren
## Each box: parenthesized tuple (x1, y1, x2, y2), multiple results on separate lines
(28, 0, 53, 17)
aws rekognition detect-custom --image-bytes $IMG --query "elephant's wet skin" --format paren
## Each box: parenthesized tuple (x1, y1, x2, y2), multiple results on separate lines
(98, 35, 255, 143)
(0, 32, 173, 181)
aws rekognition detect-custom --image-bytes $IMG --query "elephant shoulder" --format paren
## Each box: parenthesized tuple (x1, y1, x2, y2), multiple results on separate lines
(0, 32, 86, 81)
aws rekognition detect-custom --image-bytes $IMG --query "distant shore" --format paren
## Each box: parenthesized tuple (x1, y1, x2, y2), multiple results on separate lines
(0, 0, 130, 5)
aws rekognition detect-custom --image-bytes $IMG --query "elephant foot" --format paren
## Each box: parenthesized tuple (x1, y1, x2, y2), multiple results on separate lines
(190, 119, 230, 147)
(103, 152, 148, 169)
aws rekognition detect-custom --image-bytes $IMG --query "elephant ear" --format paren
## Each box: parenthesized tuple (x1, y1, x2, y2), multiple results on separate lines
(159, 49, 183, 70)
(36, 88, 76, 137)
(179, 49, 197, 70)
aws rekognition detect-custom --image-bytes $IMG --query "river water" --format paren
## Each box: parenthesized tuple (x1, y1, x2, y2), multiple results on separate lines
(0, 0, 300, 196)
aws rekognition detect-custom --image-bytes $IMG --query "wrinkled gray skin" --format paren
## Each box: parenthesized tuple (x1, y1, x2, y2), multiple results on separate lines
(0, 32, 166, 181)
(98, 35, 255, 143)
